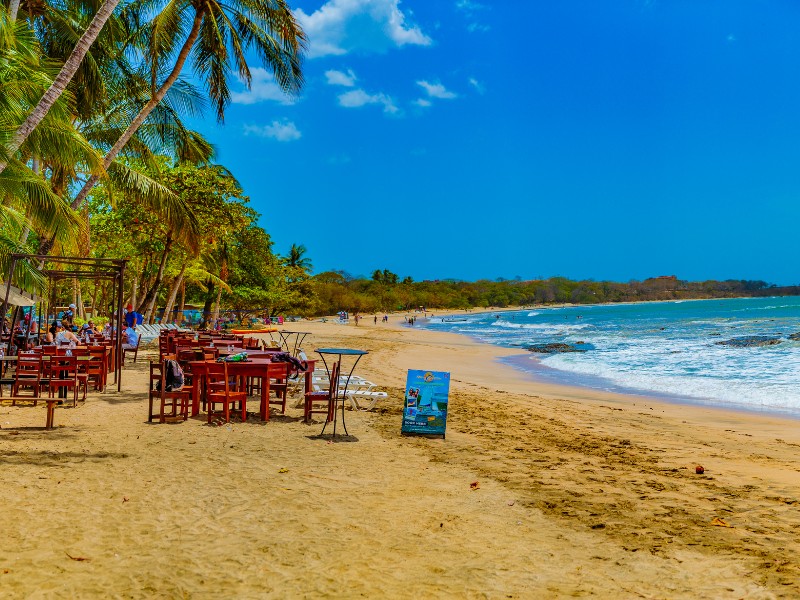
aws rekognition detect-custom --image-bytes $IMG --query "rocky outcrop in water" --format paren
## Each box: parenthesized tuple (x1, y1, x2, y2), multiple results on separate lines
(715, 336, 782, 348)
(788, 332, 800, 341)
(526, 342, 592, 353)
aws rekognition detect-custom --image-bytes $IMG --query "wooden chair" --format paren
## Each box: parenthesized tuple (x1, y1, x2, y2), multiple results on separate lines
(77, 350, 106, 399)
(267, 362, 291, 416)
(243, 337, 260, 350)
(148, 360, 191, 423)
(206, 362, 247, 424)
(304, 361, 339, 424)
(47, 355, 79, 407)
(12, 354, 43, 404)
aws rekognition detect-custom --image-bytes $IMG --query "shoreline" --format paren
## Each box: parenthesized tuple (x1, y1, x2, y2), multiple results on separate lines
(414, 300, 800, 421)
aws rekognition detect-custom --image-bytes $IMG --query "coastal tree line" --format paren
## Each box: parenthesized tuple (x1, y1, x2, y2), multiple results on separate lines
(303, 273, 796, 316)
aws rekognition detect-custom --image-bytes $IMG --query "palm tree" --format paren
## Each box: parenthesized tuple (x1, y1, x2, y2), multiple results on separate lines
(70, 0, 306, 209)
(0, 0, 123, 175)
(284, 243, 312, 271)
(0, 13, 86, 287)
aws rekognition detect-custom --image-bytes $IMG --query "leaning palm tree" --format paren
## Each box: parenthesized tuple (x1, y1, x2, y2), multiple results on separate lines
(70, 0, 305, 209)
(0, 0, 123, 175)
(0, 12, 87, 287)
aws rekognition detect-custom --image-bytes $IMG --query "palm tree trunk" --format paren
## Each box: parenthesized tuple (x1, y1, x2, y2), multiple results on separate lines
(0, 0, 122, 176)
(142, 235, 173, 322)
(162, 264, 186, 324)
(70, 11, 204, 210)
(8, 0, 21, 21)
(130, 277, 138, 311)
(212, 288, 222, 329)
(178, 279, 186, 324)
(76, 280, 84, 319)
(200, 280, 215, 329)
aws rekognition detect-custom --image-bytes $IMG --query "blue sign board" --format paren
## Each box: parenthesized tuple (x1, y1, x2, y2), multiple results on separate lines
(401, 370, 450, 437)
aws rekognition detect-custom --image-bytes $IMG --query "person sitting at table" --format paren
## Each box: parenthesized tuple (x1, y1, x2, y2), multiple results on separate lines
(29, 318, 38, 335)
(62, 303, 76, 328)
(55, 320, 80, 345)
(122, 323, 139, 351)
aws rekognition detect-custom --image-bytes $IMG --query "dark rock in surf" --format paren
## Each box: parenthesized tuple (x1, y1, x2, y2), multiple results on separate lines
(526, 342, 593, 353)
(788, 332, 800, 341)
(715, 336, 782, 348)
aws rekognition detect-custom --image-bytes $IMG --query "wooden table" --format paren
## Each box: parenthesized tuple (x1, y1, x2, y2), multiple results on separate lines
(188, 359, 315, 421)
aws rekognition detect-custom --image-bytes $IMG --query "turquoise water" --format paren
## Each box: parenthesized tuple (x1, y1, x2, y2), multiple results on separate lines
(422, 297, 800, 416)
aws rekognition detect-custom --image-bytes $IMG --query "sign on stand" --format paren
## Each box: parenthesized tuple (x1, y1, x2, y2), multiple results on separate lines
(401, 370, 450, 438)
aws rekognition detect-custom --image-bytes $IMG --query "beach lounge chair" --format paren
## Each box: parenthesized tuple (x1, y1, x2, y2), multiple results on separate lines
(345, 390, 388, 411)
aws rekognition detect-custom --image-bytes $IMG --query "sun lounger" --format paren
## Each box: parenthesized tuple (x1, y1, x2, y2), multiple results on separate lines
(345, 390, 388, 411)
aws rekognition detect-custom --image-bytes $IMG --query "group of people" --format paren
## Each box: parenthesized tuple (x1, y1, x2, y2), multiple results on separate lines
(2, 300, 144, 354)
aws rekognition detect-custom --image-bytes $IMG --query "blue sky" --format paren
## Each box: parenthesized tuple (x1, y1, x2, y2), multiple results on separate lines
(188, 0, 800, 285)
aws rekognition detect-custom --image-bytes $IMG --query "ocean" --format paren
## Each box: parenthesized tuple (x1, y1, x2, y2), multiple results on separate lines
(421, 297, 800, 417)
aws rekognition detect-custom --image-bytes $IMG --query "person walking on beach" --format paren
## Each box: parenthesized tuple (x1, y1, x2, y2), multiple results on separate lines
(374, 315, 378, 325)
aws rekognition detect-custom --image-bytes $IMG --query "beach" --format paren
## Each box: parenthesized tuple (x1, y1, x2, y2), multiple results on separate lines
(1, 317, 799, 598)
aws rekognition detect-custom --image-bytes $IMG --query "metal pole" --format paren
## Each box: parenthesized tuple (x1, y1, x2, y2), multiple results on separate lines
(110, 272, 117, 385)
(116, 263, 125, 392)
(1, 257, 18, 355)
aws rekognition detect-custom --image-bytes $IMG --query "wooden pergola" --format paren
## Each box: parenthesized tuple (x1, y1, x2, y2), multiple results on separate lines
(1, 254, 127, 391)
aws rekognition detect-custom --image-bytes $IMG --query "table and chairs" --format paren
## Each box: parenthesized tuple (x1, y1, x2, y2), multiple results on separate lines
(310, 348, 369, 437)
(184, 356, 316, 424)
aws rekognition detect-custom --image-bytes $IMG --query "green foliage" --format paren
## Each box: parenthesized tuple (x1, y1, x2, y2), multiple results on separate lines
(308, 275, 783, 316)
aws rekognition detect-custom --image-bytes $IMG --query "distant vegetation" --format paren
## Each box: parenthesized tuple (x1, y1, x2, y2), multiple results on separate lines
(305, 273, 799, 316)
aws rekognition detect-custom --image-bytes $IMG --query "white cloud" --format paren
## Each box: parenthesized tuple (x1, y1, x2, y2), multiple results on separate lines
(325, 69, 357, 87)
(455, 0, 486, 11)
(466, 22, 490, 33)
(468, 77, 485, 94)
(243, 120, 302, 142)
(455, 0, 489, 33)
(231, 68, 297, 105)
(296, 0, 432, 58)
(337, 88, 398, 114)
(413, 98, 432, 107)
(417, 80, 457, 100)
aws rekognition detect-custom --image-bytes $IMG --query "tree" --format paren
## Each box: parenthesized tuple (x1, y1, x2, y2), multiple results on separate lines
(0, 0, 123, 176)
(70, 0, 306, 209)
(284, 243, 312, 271)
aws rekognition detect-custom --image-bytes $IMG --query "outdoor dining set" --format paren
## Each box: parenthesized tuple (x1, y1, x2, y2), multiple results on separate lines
(0, 325, 387, 435)
(0, 335, 117, 428)
(149, 330, 387, 436)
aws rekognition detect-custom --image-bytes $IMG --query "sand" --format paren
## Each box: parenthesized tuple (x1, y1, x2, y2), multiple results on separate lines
(1, 316, 799, 598)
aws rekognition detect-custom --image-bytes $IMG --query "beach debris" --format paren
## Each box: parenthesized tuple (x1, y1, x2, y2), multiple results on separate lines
(65, 552, 90, 562)
(696, 465, 705, 474)
(715, 336, 782, 348)
(122, 497, 129, 503)
(470, 481, 480, 490)
(526, 342, 593, 353)
(507, 500, 515, 506)
(278, 468, 289, 473)
(710, 517, 733, 528)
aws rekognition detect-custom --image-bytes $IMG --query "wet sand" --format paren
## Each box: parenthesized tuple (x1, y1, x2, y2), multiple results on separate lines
(0, 317, 798, 598)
